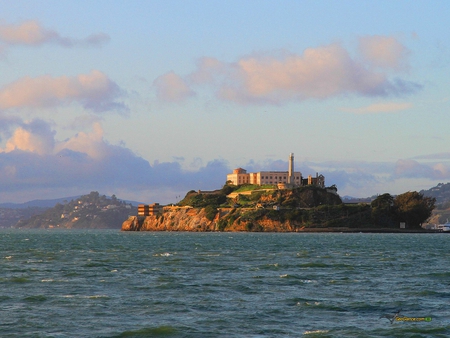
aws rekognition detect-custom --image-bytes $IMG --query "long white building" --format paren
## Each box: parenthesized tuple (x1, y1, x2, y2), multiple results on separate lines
(226, 153, 324, 188)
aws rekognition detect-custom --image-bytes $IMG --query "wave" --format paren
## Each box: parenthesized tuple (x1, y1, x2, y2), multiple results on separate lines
(303, 329, 329, 335)
(112, 326, 178, 337)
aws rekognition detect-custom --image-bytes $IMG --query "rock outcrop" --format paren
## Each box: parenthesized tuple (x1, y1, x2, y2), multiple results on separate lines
(122, 207, 218, 231)
(121, 207, 296, 232)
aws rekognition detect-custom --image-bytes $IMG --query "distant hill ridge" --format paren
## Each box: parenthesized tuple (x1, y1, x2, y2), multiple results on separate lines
(15, 191, 138, 229)
(420, 182, 450, 206)
(0, 196, 82, 209)
(0, 196, 143, 209)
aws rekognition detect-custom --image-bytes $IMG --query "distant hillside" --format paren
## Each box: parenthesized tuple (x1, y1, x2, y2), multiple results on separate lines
(420, 183, 450, 225)
(420, 183, 450, 207)
(0, 196, 143, 209)
(15, 191, 137, 229)
(0, 207, 47, 228)
(0, 196, 81, 209)
(343, 184, 450, 207)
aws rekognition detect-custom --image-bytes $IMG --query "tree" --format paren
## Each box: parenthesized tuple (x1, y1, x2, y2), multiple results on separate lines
(371, 193, 395, 227)
(221, 183, 236, 196)
(393, 191, 436, 229)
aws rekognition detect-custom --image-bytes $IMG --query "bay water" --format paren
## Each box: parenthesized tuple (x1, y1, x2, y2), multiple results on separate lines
(1, 230, 449, 337)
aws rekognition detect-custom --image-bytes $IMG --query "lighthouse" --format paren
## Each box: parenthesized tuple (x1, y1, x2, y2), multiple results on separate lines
(288, 153, 294, 185)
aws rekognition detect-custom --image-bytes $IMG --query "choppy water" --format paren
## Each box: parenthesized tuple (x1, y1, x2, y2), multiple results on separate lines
(1, 230, 450, 337)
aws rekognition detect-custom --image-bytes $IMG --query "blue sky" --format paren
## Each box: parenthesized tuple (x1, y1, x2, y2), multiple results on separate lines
(1, 0, 450, 203)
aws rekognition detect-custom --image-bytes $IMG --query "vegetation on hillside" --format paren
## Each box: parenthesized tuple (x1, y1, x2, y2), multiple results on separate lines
(420, 183, 450, 225)
(177, 183, 436, 231)
(421, 182, 450, 207)
(0, 207, 46, 228)
(179, 184, 341, 209)
(15, 191, 136, 229)
(219, 203, 372, 230)
(371, 192, 436, 229)
(233, 184, 276, 193)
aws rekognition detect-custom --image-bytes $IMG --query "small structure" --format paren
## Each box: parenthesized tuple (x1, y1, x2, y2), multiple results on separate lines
(138, 203, 163, 216)
(302, 173, 325, 188)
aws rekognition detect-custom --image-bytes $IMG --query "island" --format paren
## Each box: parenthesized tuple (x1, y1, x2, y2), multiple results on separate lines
(122, 185, 436, 233)
(122, 154, 437, 232)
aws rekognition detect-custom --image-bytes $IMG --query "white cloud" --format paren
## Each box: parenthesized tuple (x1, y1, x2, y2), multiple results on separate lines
(0, 70, 126, 112)
(0, 120, 230, 203)
(153, 71, 195, 102)
(55, 122, 106, 159)
(0, 20, 109, 47)
(394, 159, 450, 180)
(160, 38, 420, 105)
(340, 101, 413, 114)
(358, 35, 410, 70)
(0, 120, 447, 203)
(2, 120, 55, 155)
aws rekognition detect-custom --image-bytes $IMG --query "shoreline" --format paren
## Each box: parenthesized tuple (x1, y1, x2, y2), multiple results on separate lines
(292, 227, 441, 233)
(121, 226, 442, 233)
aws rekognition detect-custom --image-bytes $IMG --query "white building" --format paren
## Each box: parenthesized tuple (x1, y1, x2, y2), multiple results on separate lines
(226, 153, 324, 188)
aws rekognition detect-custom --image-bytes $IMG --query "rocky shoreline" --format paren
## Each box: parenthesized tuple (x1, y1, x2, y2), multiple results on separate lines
(121, 207, 439, 233)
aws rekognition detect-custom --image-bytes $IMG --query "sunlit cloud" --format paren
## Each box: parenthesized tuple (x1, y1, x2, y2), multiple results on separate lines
(153, 71, 195, 102)
(1, 119, 55, 155)
(0, 120, 230, 203)
(0, 70, 126, 113)
(55, 122, 107, 159)
(0, 122, 448, 203)
(358, 35, 410, 70)
(0, 20, 110, 47)
(394, 159, 450, 179)
(340, 101, 413, 114)
(0, 114, 22, 133)
(159, 37, 420, 105)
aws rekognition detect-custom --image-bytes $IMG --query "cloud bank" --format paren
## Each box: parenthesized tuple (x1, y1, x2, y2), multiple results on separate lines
(1, 117, 448, 205)
(154, 36, 420, 105)
(0, 120, 230, 203)
(394, 159, 449, 180)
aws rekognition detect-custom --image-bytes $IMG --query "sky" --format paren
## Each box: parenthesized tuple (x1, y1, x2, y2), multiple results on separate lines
(1, 0, 450, 204)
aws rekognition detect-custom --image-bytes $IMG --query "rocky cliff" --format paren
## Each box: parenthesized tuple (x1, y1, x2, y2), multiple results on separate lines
(122, 207, 218, 231)
(121, 207, 297, 232)
(122, 203, 372, 232)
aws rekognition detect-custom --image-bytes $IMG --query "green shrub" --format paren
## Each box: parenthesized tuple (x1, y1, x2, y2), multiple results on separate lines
(217, 219, 227, 231)
(241, 209, 266, 222)
(250, 191, 264, 201)
(246, 222, 263, 232)
(205, 205, 218, 221)
(228, 215, 237, 226)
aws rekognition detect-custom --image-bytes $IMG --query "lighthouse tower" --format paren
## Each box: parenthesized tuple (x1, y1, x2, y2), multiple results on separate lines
(288, 153, 294, 185)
